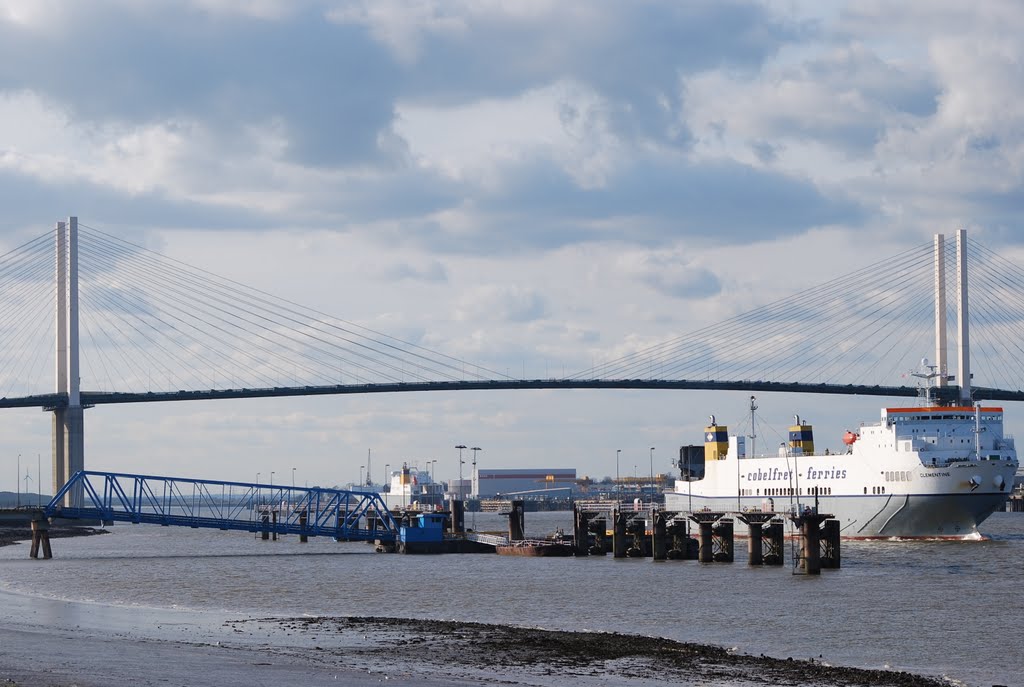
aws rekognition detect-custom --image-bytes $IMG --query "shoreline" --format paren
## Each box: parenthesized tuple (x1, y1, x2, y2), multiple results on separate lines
(0, 601, 957, 687)
(0, 526, 108, 549)
(226, 615, 955, 687)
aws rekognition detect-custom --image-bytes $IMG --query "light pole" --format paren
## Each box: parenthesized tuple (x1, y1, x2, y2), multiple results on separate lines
(470, 447, 481, 529)
(359, 466, 364, 487)
(616, 449, 621, 497)
(455, 445, 467, 500)
(649, 447, 655, 506)
(470, 447, 481, 498)
(291, 467, 296, 489)
(385, 463, 390, 490)
(16, 454, 20, 508)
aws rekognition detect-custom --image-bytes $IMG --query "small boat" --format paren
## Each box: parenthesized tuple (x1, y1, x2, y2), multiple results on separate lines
(495, 539, 573, 557)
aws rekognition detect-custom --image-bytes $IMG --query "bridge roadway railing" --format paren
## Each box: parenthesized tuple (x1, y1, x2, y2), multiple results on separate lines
(47, 471, 399, 542)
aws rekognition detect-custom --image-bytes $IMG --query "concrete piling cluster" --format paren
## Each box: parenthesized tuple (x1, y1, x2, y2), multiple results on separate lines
(570, 503, 840, 574)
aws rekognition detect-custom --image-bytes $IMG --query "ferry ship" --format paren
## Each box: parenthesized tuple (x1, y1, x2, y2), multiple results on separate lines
(382, 463, 446, 511)
(663, 401, 1019, 539)
(665, 230, 1020, 538)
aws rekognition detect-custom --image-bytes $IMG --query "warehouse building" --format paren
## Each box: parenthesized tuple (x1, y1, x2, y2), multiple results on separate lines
(472, 468, 577, 498)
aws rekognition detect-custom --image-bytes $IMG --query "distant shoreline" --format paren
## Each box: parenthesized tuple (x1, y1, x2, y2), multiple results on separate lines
(0, 525, 107, 549)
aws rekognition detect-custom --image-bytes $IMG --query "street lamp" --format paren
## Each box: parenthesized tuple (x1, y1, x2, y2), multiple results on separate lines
(291, 467, 296, 489)
(616, 449, 621, 496)
(470, 447, 481, 530)
(359, 466, 364, 487)
(385, 463, 390, 489)
(649, 447, 655, 506)
(455, 445, 467, 500)
(16, 453, 20, 508)
(470, 447, 481, 498)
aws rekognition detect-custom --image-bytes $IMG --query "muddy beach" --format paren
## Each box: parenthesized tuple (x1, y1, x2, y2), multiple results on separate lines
(227, 616, 954, 686)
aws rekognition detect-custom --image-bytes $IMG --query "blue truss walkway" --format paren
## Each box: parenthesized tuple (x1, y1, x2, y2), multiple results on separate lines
(47, 471, 399, 542)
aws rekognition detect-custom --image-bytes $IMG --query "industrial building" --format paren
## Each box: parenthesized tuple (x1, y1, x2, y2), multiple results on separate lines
(472, 468, 577, 498)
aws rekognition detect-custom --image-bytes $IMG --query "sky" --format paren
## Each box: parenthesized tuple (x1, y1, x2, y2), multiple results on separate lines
(2, 0, 1024, 494)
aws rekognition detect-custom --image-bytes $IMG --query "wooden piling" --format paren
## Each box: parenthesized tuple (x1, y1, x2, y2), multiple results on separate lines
(29, 517, 52, 559)
(261, 511, 270, 540)
(272, 510, 278, 541)
(508, 500, 525, 541)
(651, 510, 667, 561)
(573, 504, 589, 557)
(612, 509, 628, 558)
(299, 509, 309, 543)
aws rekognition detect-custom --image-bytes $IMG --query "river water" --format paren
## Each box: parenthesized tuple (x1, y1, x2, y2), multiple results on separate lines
(0, 511, 1020, 686)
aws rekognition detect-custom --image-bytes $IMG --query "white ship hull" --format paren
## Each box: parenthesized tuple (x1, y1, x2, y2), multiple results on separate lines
(666, 406, 1019, 539)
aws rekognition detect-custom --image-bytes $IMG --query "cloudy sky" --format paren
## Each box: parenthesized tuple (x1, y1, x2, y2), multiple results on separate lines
(2, 0, 1024, 493)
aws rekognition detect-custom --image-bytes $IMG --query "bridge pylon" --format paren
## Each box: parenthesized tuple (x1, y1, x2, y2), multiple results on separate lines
(52, 217, 85, 507)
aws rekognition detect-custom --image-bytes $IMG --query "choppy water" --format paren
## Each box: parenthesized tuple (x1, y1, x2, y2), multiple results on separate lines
(0, 511, 1021, 686)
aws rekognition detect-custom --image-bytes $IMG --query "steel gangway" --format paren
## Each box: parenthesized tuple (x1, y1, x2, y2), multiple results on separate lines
(47, 471, 399, 542)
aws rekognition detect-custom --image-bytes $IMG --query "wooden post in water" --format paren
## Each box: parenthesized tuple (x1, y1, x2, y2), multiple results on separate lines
(299, 509, 309, 543)
(612, 508, 628, 558)
(573, 504, 589, 557)
(508, 500, 525, 541)
(272, 510, 278, 541)
(29, 515, 52, 559)
(651, 510, 667, 561)
(261, 511, 270, 541)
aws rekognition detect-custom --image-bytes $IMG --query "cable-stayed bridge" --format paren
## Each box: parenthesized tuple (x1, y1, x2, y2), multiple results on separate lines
(3, 219, 1024, 499)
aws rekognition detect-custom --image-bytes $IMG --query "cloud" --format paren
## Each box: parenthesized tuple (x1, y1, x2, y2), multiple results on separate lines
(380, 259, 448, 283)
(455, 285, 548, 323)
(619, 250, 723, 300)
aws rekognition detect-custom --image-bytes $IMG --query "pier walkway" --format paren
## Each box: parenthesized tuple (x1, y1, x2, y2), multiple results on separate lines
(47, 471, 399, 543)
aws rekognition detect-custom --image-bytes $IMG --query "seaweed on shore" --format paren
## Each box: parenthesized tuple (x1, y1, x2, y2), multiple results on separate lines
(228, 615, 952, 687)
